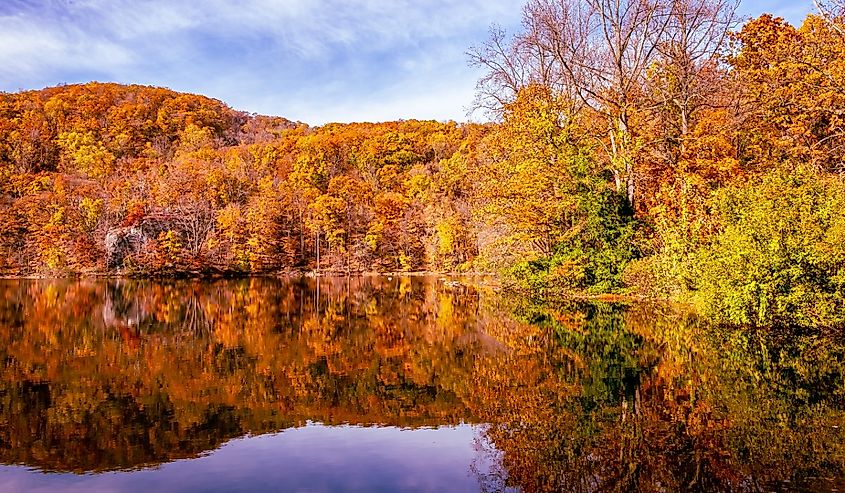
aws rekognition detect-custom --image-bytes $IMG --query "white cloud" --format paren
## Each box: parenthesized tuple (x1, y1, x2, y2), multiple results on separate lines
(0, 0, 822, 123)
(1, 0, 517, 121)
(0, 14, 134, 86)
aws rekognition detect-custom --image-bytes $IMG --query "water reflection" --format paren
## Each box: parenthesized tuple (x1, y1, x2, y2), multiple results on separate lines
(0, 424, 497, 493)
(0, 278, 843, 492)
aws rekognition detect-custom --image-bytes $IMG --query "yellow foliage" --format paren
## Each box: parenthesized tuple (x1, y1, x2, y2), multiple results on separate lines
(57, 131, 115, 178)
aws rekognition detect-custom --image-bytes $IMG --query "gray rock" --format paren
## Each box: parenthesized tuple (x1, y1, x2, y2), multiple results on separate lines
(105, 215, 173, 270)
(105, 226, 148, 270)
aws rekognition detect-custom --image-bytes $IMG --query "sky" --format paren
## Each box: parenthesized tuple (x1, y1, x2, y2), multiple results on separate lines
(0, 0, 817, 125)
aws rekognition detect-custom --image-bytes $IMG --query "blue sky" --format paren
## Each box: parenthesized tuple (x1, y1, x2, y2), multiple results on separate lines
(0, 0, 816, 124)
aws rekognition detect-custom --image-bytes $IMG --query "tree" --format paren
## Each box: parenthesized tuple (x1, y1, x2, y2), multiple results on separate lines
(472, 0, 678, 208)
(646, 0, 738, 171)
(472, 0, 740, 210)
(814, 0, 845, 26)
(57, 130, 115, 178)
(731, 14, 845, 173)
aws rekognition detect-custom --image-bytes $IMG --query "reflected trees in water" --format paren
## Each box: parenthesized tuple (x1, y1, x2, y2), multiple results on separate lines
(0, 277, 842, 491)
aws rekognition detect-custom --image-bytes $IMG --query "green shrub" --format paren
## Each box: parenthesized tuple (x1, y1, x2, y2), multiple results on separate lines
(508, 188, 638, 296)
(688, 167, 845, 329)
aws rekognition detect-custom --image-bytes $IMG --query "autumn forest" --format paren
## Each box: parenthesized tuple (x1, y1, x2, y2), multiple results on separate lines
(2, 0, 845, 330)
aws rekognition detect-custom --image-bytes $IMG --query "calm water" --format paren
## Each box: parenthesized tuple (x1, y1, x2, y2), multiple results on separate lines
(0, 277, 843, 492)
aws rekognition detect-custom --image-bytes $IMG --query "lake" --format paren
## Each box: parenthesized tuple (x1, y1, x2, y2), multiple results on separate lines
(0, 277, 842, 492)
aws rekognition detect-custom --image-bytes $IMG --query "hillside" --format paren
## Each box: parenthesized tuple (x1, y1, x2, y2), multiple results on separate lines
(0, 82, 485, 275)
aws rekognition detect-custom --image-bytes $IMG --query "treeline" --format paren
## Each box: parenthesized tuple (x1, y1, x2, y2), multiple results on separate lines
(1, 3, 845, 328)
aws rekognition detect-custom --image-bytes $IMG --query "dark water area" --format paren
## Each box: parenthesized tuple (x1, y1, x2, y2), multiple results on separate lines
(0, 277, 843, 492)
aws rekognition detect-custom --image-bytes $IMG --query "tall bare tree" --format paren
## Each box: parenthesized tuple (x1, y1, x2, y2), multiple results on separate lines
(648, 0, 739, 168)
(472, 0, 673, 207)
(471, 0, 737, 208)
(814, 0, 845, 36)
(815, 0, 845, 19)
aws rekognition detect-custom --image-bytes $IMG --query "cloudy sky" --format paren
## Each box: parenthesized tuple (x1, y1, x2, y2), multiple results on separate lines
(0, 0, 816, 124)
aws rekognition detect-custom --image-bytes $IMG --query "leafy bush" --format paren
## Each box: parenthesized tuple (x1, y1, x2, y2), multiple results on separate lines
(688, 167, 845, 329)
(508, 187, 638, 295)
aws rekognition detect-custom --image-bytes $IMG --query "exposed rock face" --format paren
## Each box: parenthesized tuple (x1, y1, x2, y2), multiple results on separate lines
(105, 215, 173, 270)
(105, 226, 148, 270)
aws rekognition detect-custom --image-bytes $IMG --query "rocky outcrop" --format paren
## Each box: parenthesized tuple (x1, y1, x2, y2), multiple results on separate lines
(104, 215, 173, 270)
(105, 226, 147, 270)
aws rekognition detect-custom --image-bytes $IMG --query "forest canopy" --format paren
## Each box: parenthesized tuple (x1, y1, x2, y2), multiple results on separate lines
(1, 1, 845, 329)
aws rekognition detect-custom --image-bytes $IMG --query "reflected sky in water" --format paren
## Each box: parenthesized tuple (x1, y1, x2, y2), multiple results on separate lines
(0, 424, 502, 493)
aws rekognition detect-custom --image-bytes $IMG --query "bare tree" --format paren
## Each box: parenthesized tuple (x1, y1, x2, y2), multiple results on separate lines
(815, 0, 845, 18)
(814, 0, 845, 35)
(471, 0, 675, 208)
(468, 26, 531, 114)
(171, 200, 216, 258)
(648, 0, 739, 168)
(471, 0, 744, 209)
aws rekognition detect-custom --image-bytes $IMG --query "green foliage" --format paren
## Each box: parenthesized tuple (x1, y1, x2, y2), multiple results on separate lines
(508, 180, 638, 295)
(687, 167, 845, 329)
(474, 87, 638, 294)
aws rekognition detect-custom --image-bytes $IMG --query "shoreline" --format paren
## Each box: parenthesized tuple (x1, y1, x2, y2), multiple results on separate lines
(0, 270, 500, 281)
(0, 272, 680, 306)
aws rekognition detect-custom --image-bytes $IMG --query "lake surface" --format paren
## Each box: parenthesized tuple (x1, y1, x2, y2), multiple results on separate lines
(0, 277, 843, 492)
